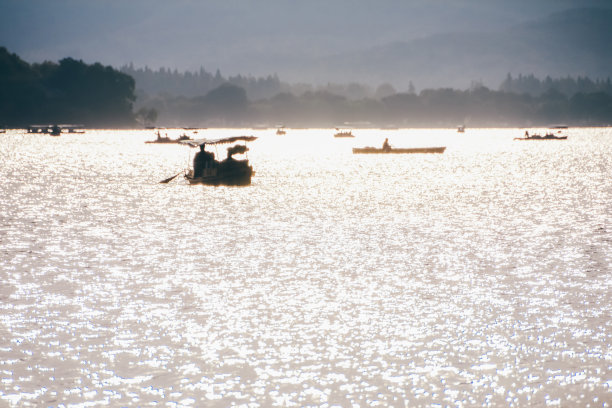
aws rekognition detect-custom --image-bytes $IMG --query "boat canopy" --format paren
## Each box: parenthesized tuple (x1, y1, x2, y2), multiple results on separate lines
(180, 136, 257, 148)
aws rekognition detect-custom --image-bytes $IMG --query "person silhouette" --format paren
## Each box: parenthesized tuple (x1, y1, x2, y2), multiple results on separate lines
(193, 144, 214, 177)
(382, 138, 391, 151)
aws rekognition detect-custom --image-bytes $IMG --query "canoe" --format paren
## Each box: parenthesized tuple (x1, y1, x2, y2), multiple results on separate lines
(513, 135, 567, 140)
(353, 146, 446, 154)
(145, 135, 192, 144)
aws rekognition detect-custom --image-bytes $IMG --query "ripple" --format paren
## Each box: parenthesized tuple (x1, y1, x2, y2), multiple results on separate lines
(0, 128, 610, 406)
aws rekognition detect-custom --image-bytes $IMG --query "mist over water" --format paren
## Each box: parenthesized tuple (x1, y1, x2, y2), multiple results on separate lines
(1, 128, 611, 407)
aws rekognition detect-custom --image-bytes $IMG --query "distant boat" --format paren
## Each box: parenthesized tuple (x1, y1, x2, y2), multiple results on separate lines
(457, 125, 465, 133)
(276, 127, 286, 135)
(49, 125, 61, 136)
(145, 131, 192, 144)
(61, 124, 85, 133)
(334, 129, 354, 138)
(514, 129, 567, 140)
(353, 146, 446, 154)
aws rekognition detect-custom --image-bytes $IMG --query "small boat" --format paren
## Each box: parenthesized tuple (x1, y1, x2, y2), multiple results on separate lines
(334, 129, 354, 138)
(49, 125, 61, 136)
(514, 130, 567, 140)
(146, 131, 192, 144)
(353, 146, 446, 154)
(457, 125, 465, 133)
(180, 136, 257, 186)
(55, 124, 85, 134)
(276, 127, 286, 135)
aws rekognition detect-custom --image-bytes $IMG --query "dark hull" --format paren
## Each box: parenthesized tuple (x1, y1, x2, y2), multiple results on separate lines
(186, 160, 254, 186)
(146, 138, 192, 144)
(353, 146, 446, 154)
(514, 136, 567, 140)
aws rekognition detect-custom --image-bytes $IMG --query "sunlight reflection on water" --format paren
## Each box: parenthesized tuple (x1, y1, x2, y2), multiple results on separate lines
(1, 128, 611, 407)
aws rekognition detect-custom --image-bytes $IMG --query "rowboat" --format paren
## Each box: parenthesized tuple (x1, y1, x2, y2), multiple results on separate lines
(514, 129, 568, 140)
(514, 134, 567, 140)
(179, 136, 257, 186)
(353, 146, 446, 154)
(146, 131, 192, 144)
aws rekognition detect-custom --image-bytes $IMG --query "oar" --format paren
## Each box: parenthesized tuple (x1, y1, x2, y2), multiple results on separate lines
(159, 171, 182, 184)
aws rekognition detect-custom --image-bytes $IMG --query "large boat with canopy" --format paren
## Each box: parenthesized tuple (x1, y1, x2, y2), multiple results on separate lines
(175, 135, 257, 186)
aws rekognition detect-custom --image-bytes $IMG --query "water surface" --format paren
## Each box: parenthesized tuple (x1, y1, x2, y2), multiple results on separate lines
(1, 128, 611, 407)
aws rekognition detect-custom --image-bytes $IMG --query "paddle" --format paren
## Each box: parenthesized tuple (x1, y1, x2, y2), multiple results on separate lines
(159, 171, 182, 184)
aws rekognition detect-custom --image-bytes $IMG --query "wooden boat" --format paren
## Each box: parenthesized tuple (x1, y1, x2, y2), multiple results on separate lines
(146, 131, 192, 144)
(276, 128, 286, 135)
(457, 125, 465, 133)
(180, 136, 257, 186)
(514, 133, 567, 140)
(353, 146, 446, 154)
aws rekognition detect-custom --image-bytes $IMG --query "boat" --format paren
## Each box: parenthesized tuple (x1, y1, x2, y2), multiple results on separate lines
(514, 134, 567, 140)
(334, 129, 354, 138)
(179, 136, 257, 186)
(62, 124, 85, 134)
(457, 125, 465, 133)
(49, 125, 61, 136)
(146, 131, 192, 144)
(353, 146, 446, 154)
(276, 127, 286, 135)
(514, 130, 567, 140)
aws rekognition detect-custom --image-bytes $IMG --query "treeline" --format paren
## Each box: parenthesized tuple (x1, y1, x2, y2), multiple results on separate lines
(142, 83, 612, 128)
(500, 74, 612, 98)
(0, 47, 135, 127)
(121, 64, 404, 101)
(128, 64, 612, 127)
(121, 64, 287, 101)
(2, 47, 612, 128)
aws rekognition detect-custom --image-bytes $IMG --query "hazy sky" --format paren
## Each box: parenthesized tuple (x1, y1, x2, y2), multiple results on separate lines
(1, 0, 610, 87)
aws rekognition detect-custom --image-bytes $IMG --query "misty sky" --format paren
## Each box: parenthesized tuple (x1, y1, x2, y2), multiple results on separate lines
(1, 0, 611, 89)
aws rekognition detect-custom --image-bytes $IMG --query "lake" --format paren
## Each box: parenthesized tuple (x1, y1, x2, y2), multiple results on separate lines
(1, 127, 610, 407)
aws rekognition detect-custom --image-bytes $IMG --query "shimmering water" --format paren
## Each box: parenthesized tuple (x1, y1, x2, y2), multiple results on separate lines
(1, 128, 611, 407)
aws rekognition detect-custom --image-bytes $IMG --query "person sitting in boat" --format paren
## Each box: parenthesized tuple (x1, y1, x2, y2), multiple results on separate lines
(227, 144, 247, 160)
(525, 131, 529, 138)
(193, 144, 215, 177)
(382, 138, 391, 152)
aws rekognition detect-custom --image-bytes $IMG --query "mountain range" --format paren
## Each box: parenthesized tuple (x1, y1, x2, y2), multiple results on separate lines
(253, 8, 612, 90)
(1, 1, 611, 91)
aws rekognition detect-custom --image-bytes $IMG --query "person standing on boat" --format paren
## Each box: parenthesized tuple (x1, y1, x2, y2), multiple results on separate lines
(193, 144, 214, 177)
(382, 138, 391, 152)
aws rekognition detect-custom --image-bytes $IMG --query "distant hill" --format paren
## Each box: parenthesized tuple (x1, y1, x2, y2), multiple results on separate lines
(302, 8, 612, 90)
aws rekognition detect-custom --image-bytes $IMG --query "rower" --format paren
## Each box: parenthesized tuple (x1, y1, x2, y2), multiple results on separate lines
(193, 144, 215, 177)
(382, 138, 391, 152)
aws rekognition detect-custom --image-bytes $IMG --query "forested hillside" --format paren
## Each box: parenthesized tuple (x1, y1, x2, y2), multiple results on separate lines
(0, 47, 135, 127)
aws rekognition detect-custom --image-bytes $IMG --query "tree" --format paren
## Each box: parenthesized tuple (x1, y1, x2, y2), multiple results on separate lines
(0, 48, 136, 127)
